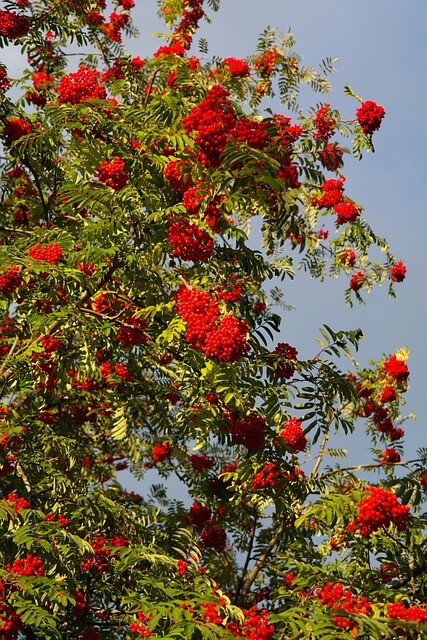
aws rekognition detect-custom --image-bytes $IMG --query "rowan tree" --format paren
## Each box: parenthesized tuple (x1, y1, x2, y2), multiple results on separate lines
(0, 1, 426, 639)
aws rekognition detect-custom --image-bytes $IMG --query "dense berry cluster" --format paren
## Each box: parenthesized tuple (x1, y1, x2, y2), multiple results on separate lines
(28, 243, 63, 264)
(6, 554, 44, 577)
(96, 157, 129, 190)
(152, 442, 172, 463)
(222, 57, 251, 77)
(271, 342, 298, 379)
(254, 49, 279, 76)
(313, 104, 336, 141)
(382, 355, 409, 382)
(183, 85, 236, 167)
(356, 100, 385, 135)
(0, 10, 30, 39)
(0, 267, 22, 295)
(356, 487, 410, 537)
(316, 582, 371, 630)
(187, 502, 226, 552)
(2, 118, 32, 145)
(390, 261, 406, 282)
(251, 462, 304, 490)
(278, 417, 307, 453)
(0, 593, 22, 640)
(349, 271, 366, 291)
(227, 412, 266, 451)
(380, 447, 401, 465)
(56, 66, 107, 104)
(387, 601, 427, 623)
(116, 314, 148, 347)
(232, 118, 269, 150)
(203, 315, 249, 363)
(189, 453, 214, 472)
(168, 218, 213, 261)
(175, 286, 248, 362)
(164, 160, 192, 193)
(313, 177, 345, 209)
(228, 606, 274, 640)
(334, 200, 360, 225)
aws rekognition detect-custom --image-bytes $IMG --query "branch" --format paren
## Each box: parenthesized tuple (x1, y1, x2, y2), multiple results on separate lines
(236, 518, 285, 605)
(234, 512, 258, 605)
(0, 256, 123, 386)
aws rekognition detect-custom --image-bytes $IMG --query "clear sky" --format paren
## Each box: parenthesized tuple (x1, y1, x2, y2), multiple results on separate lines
(3, 0, 425, 470)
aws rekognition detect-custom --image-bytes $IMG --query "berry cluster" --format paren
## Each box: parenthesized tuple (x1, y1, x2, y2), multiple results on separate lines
(387, 601, 427, 623)
(189, 453, 214, 472)
(254, 49, 279, 76)
(278, 417, 307, 453)
(187, 502, 226, 552)
(271, 114, 303, 149)
(313, 177, 359, 225)
(271, 342, 298, 379)
(319, 142, 343, 172)
(6, 554, 44, 577)
(175, 286, 249, 362)
(129, 609, 152, 637)
(313, 104, 336, 141)
(340, 248, 356, 267)
(183, 85, 236, 167)
(28, 243, 63, 264)
(251, 462, 288, 490)
(232, 117, 269, 150)
(116, 315, 148, 347)
(168, 217, 213, 262)
(102, 10, 130, 42)
(0, 267, 22, 296)
(356, 487, 410, 537)
(380, 447, 401, 465)
(316, 581, 371, 630)
(56, 66, 107, 104)
(164, 160, 192, 193)
(349, 271, 366, 292)
(382, 355, 409, 382)
(0, 68, 11, 91)
(0, 10, 30, 39)
(81, 535, 128, 573)
(100, 361, 132, 384)
(152, 442, 172, 463)
(4, 492, 30, 513)
(227, 411, 266, 451)
(0, 598, 22, 640)
(390, 261, 406, 283)
(313, 177, 345, 209)
(182, 184, 223, 230)
(2, 118, 32, 145)
(96, 156, 129, 191)
(203, 315, 249, 363)
(222, 57, 251, 78)
(356, 100, 385, 135)
(333, 200, 360, 225)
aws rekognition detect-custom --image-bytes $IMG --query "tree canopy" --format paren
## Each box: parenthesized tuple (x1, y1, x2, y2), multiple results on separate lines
(0, 1, 426, 639)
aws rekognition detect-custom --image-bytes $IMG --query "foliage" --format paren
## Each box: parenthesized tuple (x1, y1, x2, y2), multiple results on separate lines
(0, 0, 425, 639)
